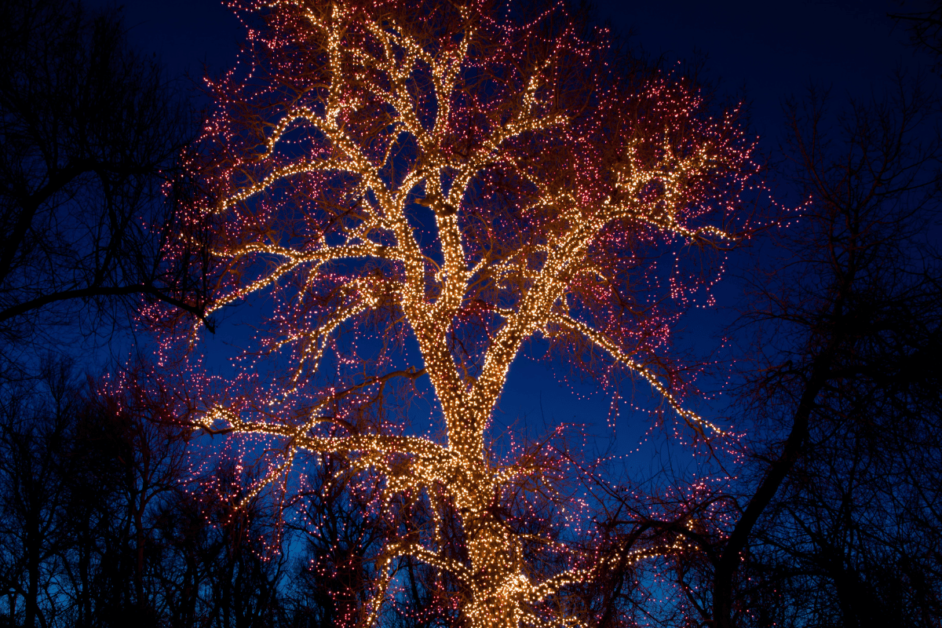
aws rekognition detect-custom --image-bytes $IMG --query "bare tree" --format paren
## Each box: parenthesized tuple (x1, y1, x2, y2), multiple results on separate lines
(150, 0, 760, 626)
(0, 0, 210, 352)
(891, 1, 942, 64)
(190, 461, 288, 628)
(0, 356, 78, 628)
(76, 367, 193, 627)
(286, 455, 388, 628)
(710, 78, 942, 628)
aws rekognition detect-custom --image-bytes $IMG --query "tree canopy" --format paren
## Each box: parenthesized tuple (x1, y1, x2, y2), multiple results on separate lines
(151, 0, 758, 626)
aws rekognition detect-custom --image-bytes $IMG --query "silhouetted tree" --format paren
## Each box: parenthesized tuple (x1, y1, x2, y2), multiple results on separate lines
(194, 461, 288, 628)
(712, 78, 942, 628)
(0, 357, 78, 628)
(285, 455, 386, 628)
(0, 0, 210, 354)
(76, 368, 191, 628)
(892, 1, 942, 65)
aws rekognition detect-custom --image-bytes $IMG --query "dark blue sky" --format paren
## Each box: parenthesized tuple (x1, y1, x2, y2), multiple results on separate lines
(604, 0, 930, 138)
(92, 0, 932, 139)
(88, 0, 934, 458)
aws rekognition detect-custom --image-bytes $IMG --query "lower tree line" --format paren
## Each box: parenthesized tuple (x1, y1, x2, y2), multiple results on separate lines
(0, 357, 281, 628)
(0, 357, 466, 628)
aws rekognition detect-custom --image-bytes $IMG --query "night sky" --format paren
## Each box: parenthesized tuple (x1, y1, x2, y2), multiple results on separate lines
(85, 0, 935, 457)
(90, 0, 931, 140)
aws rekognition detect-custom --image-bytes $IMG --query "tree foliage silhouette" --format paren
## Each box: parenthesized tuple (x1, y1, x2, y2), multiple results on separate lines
(710, 80, 942, 628)
(0, 0, 210, 352)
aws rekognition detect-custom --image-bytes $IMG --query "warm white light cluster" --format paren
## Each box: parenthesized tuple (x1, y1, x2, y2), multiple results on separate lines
(179, 1, 749, 626)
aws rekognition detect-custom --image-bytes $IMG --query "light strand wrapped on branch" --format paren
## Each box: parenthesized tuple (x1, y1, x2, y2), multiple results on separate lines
(154, 0, 758, 626)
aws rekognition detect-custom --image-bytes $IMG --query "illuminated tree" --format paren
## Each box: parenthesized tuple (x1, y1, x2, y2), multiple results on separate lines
(0, 0, 209, 354)
(155, 0, 758, 626)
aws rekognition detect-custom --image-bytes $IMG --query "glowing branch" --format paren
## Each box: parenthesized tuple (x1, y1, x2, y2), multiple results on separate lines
(553, 312, 724, 435)
(160, 1, 757, 626)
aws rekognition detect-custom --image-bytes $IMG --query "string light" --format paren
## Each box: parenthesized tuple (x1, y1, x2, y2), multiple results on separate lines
(159, 0, 759, 626)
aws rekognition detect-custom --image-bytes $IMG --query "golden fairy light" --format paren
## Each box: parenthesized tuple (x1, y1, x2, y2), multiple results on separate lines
(155, 0, 757, 626)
